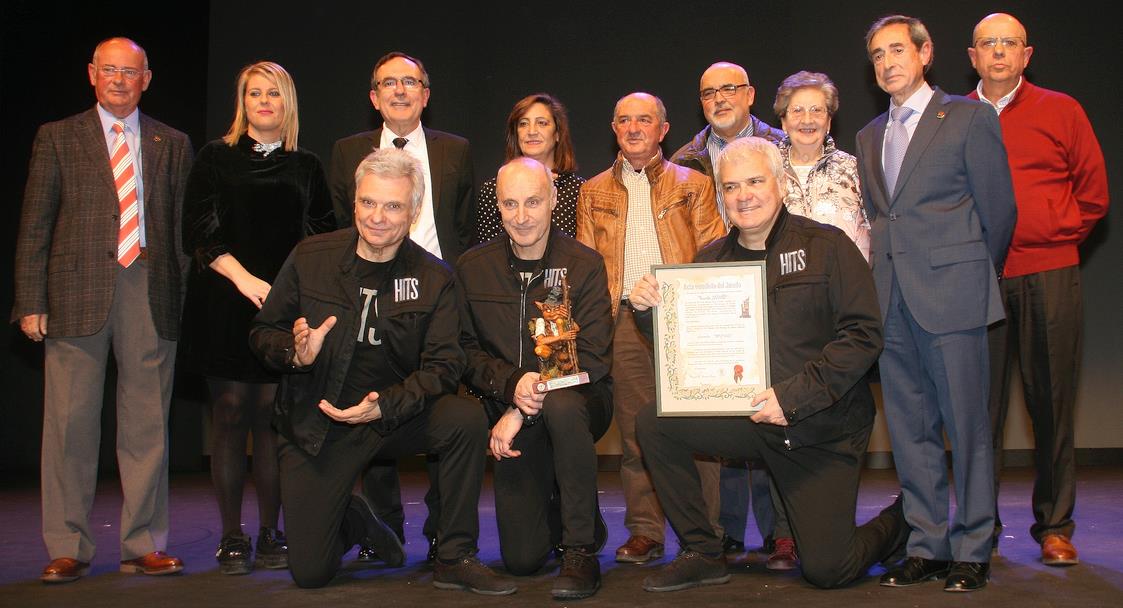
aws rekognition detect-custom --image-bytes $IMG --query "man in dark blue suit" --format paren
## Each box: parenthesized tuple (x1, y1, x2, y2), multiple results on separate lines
(855, 15, 1016, 592)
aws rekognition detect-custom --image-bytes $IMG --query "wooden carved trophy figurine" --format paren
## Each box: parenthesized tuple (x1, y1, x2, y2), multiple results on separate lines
(528, 276, 589, 391)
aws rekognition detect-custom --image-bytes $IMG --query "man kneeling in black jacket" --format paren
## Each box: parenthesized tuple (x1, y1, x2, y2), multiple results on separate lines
(631, 137, 907, 592)
(249, 149, 514, 594)
(458, 158, 614, 600)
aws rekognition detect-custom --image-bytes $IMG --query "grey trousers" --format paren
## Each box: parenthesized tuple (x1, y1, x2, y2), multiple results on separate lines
(41, 260, 176, 562)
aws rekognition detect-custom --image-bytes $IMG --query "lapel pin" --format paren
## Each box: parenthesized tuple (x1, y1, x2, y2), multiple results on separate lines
(936, 111, 946, 120)
(153, 135, 162, 142)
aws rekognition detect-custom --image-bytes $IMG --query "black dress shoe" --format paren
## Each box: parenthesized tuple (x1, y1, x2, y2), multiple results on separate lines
(880, 556, 951, 587)
(721, 534, 746, 555)
(944, 561, 989, 592)
(346, 494, 405, 567)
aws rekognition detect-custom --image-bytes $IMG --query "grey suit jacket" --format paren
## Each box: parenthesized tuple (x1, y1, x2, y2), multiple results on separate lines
(12, 107, 193, 339)
(855, 87, 1016, 335)
(327, 126, 475, 263)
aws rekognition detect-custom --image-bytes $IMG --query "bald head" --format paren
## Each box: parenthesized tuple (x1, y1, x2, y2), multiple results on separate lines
(497, 157, 554, 200)
(611, 92, 670, 169)
(973, 13, 1026, 42)
(88, 37, 152, 118)
(701, 62, 749, 87)
(613, 92, 666, 123)
(496, 157, 556, 258)
(968, 12, 1033, 99)
(92, 37, 148, 69)
(699, 61, 755, 138)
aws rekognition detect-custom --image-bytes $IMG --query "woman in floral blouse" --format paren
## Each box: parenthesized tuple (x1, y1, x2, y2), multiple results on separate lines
(773, 71, 870, 261)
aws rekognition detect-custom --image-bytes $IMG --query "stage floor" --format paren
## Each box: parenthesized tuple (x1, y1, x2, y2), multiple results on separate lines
(2, 467, 1121, 607)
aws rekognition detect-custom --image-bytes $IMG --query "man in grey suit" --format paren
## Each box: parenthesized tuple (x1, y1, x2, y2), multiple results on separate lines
(327, 51, 474, 563)
(12, 37, 193, 583)
(855, 15, 1016, 592)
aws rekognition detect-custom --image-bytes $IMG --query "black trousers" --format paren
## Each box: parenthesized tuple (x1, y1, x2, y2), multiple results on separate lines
(988, 265, 1081, 542)
(278, 395, 486, 588)
(494, 381, 612, 575)
(636, 402, 903, 589)
(360, 456, 440, 542)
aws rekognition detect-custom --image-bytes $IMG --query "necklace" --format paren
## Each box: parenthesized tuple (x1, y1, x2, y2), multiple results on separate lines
(252, 141, 283, 156)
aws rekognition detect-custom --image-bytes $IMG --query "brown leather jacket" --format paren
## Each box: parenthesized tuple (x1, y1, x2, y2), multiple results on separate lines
(576, 153, 723, 316)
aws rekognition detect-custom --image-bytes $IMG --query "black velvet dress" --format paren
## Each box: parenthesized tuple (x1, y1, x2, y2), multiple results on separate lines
(180, 135, 336, 382)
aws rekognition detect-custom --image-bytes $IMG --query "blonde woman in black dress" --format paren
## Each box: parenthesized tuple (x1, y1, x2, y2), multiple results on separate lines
(181, 61, 335, 574)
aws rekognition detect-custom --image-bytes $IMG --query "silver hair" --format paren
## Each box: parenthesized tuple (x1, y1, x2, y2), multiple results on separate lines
(715, 136, 784, 185)
(354, 148, 426, 213)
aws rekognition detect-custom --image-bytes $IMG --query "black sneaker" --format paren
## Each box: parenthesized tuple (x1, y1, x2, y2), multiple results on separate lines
(255, 527, 288, 569)
(356, 545, 379, 562)
(433, 556, 517, 596)
(721, 534, 746, 555)
(552, 547, 601, 600)
(216, 533, 253, 575)
(642, 551, 730, 592)
(346, 494, 405, 567)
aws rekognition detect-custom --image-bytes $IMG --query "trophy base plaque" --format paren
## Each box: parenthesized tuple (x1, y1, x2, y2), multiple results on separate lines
(534, 371, 590, 393)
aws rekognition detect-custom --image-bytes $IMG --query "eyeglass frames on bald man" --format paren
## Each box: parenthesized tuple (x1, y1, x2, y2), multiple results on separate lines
(700, 83, 749, 101)
(96, 65, 145, 81)
(974, 37, 1026, 51)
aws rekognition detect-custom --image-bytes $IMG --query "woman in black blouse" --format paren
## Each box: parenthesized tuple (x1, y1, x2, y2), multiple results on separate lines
(181, 61, 335, 574)
(476, 93, 582, 242)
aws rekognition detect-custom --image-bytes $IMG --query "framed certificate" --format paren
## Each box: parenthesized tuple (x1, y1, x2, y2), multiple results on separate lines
(652, 261, 770, 416)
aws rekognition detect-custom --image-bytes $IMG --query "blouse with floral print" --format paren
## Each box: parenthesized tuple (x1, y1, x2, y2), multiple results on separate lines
(778, 136, 870, 261)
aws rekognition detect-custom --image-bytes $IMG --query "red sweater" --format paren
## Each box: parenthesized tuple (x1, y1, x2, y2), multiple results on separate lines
(969, 80, 1109, 278)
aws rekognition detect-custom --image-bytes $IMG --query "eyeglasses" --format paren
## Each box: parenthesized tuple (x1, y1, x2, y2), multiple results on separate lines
(97, 65, 145, 81)
(700, 83, 749, 101)
(974, 37, 1026, 51)
(786, 105, 827, 118)
(376, 76, 427, 91)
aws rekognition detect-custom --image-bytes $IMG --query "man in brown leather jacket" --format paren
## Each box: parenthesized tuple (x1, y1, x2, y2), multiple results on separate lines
(575, 92, 724, 564)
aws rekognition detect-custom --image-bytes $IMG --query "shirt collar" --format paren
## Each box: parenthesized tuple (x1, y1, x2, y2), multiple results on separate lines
(96, 104, 140, 137)
(890, 82, 935, 119)
(974, 77, 1023, 114)
(707, 119, 755, 148)
(380, 122, 425, 148)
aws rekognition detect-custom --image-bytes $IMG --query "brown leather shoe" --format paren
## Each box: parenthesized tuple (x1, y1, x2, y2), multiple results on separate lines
(615, 535, 664, 563)
(765, 537, 798, 571)
(41, 558, 90, 584)
(1041, 534, 1079, 566)
(119, 551, 184, 575)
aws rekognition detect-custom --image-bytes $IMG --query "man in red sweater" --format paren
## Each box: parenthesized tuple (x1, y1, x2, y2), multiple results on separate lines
(967, 12, 1110, 567)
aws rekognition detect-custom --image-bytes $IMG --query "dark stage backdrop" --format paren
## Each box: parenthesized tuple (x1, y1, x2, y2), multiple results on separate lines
(2, 0, 1119, 473)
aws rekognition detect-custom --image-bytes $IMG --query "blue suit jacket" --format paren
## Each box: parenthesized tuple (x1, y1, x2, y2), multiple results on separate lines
(855, 87, 1016, 335)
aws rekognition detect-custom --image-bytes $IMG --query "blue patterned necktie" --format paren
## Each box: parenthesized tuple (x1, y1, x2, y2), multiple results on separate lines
(883, 105, 915, 197)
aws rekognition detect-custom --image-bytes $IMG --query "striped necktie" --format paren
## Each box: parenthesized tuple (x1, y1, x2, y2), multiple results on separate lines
(883, 105, 914, 197)
(111, 121, 141, 267)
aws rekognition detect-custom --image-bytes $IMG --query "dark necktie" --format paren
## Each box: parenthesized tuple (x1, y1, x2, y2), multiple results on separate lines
(392, 137, 408, 149)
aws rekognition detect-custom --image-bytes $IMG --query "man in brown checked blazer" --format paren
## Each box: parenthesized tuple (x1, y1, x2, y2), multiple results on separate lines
(12, 37, 193, 584)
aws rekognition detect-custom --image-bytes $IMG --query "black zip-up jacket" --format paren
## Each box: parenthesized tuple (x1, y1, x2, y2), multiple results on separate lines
(249, 228, 465, 457)
(640, 208, 883, 449)
(457, 229, 613, 423)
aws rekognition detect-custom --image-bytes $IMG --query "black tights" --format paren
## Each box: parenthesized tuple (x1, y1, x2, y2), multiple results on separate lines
(207, 378, 281, 537)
